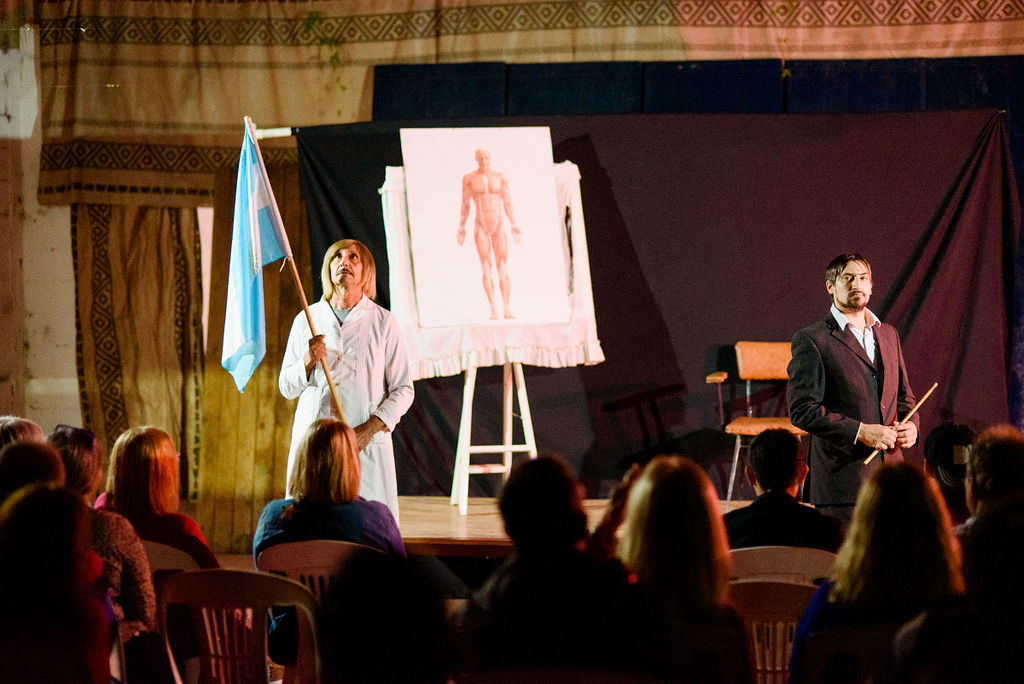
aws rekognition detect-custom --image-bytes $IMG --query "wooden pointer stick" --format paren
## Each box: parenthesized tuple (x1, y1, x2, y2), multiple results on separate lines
(864, 381, 938, 465)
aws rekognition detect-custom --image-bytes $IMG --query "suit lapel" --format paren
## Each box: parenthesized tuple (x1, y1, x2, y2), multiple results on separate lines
(876, 324, 898, 412)
(825, 316, 877, 370)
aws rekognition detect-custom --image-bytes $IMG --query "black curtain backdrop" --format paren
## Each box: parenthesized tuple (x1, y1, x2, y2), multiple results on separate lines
(296, 110, 1019, 498)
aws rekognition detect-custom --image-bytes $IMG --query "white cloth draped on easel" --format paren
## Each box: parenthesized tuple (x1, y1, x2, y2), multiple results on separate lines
(379, 161, 604, 381)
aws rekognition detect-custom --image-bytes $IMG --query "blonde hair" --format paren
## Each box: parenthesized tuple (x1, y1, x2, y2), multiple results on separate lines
(288, 419, 361, 505)
(831, 462, 963, 614)
(105, 426, 180, 523)
(320, 239, 376, 303)
(617, 456, 731, 615)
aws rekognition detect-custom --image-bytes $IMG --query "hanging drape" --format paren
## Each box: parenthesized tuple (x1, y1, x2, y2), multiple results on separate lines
(880, 113, 1021, 428)
(72, 204, 203, 494)
(198, 163, 311, 553)
(33, 1, 1024, 207)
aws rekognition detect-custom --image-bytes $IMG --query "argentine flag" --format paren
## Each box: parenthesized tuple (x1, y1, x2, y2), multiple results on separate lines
(221, 120, 292, 392)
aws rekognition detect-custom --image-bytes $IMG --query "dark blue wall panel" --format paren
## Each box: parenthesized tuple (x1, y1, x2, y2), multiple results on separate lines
(372, 63, 507, 120)
(506, 62, 643, 115)
(644, 60, 782, 113)
(788, 59, 928, 113)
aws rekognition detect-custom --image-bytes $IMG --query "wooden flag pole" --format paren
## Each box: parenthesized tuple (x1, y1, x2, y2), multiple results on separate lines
(863, 381, 938, 465)
(246, 117, 345, 422)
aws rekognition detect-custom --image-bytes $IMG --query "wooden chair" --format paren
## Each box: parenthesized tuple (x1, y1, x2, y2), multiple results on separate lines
(255, 539, 385, 604)
(799, 623, 899, 684)
(706, 342, 805, 507)
(728, 580, 817, 684)
(157, 569, 320, 684)
(730, 546, 836, 586)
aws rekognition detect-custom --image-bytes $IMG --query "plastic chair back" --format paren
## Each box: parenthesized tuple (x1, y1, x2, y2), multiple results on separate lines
(255, 539, 385, 604)
(730, 545, 836, 585)
(157, 569, 319, 684)
(729, 580, 817, 684)
(800, 623, 899, 684)
(143, 540, 200, 573)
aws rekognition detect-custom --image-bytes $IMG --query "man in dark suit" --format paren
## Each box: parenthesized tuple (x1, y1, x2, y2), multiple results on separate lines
(787, 253, 918, 523)
(724, 429, 842, 550)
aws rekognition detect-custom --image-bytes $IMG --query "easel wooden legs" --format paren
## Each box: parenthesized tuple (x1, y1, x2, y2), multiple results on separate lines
(450, 362, 538, 515)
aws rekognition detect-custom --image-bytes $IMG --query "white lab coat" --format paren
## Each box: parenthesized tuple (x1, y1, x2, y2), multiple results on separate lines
(279, 296, 414, 519)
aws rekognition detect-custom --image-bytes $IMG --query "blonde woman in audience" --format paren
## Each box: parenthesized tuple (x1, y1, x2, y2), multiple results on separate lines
(789, 462, 963, 683)
(616, 455, 751, 682)
(617, 455, 734, 620)
(99, 426, 218, 568)
(253, 418, 405, 561)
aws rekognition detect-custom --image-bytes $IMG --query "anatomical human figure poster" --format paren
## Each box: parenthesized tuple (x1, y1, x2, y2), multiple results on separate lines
(400, 127, 570, 327)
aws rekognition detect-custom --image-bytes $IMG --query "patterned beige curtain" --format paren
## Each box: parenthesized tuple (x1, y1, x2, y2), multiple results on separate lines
(34, 1, 1024, 206)
(198, 163, 311, 553)
(72, 204, 203, 494)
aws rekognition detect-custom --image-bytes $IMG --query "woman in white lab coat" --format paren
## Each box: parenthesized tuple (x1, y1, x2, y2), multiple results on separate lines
(279, 239, 413, 521)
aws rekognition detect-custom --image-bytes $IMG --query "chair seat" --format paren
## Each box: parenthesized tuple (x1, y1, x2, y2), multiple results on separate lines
(725, 416, 805, 436)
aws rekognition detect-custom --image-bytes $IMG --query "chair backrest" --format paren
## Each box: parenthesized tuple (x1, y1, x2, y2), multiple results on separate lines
(255, 539, 385, 604)
(109, 625, 127, 684)
(734, 342, 792, 381)
(800, 623, 900, 684)
(458, 669, 664, 683)
(676, 620, 753, 684)
(729, 580, 818, 684)
(143, 540, 200, 574)
(730, 546, 836, 586)
(157, 569, 320, 684)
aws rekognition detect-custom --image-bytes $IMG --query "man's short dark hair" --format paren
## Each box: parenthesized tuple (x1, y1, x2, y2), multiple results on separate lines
(747, 429, 802, 492)
(968, 424, 1024, 505)
(499, 454, 587, 555)
(825, 252, 872, 285)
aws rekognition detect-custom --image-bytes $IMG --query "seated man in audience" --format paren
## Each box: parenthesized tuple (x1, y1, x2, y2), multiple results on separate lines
(723, 429, 842, 551)
(456, 454, 670, 676)
(957, 423, 1024, 538)
(922, 423, 975, 526)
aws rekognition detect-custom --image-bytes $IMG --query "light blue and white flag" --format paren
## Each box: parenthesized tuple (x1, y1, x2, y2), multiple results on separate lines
(221, 119, 292, 392)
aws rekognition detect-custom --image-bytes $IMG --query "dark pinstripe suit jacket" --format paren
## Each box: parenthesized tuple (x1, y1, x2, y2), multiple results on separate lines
(787, 313, 918, 506)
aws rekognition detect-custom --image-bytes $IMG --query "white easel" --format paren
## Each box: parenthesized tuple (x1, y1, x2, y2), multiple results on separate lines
(450, 361, 538, 515)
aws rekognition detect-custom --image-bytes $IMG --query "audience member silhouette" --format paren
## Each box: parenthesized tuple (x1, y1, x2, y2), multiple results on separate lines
(0, 414, 45, 446)
(922, 423, 975, 526)
(723, 429, 842, 551)
(320, 550, 451, 684)
(99, 426, 218, 568)
(789, 462, 963, 683)
(253, 418, 405, 561)
(0, 484, 111, 684)
(457, 454, 666, 676)
(0, 440, 65, 503)
(957, 423, 1024, 538)
(887, 495, 1024, 683)
(616, 455, 752, 683)
(49, 423, 166, 680)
